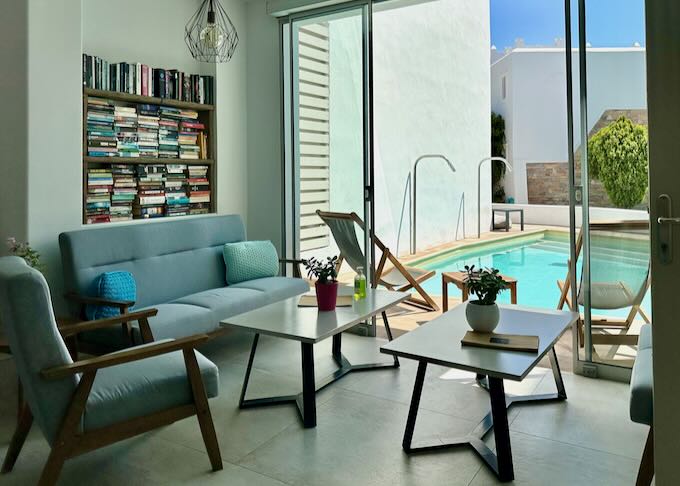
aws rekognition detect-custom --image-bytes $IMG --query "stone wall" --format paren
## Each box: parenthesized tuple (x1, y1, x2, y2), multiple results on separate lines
(526, 109, 648, 208)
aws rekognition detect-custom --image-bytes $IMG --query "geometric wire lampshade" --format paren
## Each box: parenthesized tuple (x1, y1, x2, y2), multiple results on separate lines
(185, 0, 239, 63)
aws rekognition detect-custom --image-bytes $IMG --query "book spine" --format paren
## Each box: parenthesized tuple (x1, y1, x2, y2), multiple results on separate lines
(136, 62, 142, 95)
(141, 65, 148, 96)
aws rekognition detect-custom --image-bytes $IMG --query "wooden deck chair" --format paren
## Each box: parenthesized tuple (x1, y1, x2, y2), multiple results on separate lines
(557, 220, 651, 349)
(317, 210, 439, 312)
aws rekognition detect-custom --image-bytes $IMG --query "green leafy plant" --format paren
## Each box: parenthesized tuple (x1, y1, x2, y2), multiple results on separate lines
(303, 256, 338, 284)
(462, 265, 507, 305)
(587, 116, 648, 208)
(6, 237, 44, 272)
(491, 112, 507, 203)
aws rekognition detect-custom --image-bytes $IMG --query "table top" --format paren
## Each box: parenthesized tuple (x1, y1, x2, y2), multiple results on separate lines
(492, 207, 524, 213)
(442, 271, 517, 284)
(380, 304, 578, 381)
(220, 288, 410, 343)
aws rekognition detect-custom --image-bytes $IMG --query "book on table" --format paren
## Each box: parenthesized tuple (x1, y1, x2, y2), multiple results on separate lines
(461, 331, 539, 353)
(298, 294, 354, 308)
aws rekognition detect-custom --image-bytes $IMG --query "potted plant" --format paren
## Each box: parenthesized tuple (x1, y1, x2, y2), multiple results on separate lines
(303, 256, 339, 311)
(462, 265, 508, 332)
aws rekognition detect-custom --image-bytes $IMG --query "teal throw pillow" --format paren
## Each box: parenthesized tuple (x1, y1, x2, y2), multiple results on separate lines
(85, 271, 136, 320)
(223, 241, 279, 284)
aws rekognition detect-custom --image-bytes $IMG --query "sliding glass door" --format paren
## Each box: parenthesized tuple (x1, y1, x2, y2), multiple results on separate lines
(282, 4, 374, 285)
(565, 0, 650, 379)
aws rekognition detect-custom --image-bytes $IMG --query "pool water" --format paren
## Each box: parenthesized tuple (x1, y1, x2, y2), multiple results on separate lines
(416, 231, 651, 318)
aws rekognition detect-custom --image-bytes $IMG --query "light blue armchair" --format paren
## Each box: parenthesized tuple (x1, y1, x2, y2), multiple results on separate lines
(0, 257, 223, 485)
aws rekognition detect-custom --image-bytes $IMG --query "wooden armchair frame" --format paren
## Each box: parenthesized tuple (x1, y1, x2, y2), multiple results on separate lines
(1, 311, 223, 486)
(317, 211, 439, 312)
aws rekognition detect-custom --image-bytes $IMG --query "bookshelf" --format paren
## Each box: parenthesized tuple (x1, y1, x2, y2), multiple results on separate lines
(82, 88, 217, 224)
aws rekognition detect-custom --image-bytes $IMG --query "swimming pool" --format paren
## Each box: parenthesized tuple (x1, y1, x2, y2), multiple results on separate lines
(415, 231, 651, 317)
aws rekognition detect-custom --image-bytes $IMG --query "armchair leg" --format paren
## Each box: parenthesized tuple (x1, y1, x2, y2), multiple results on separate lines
(38, 448, 67, 486)
(636, 428, 654, 486)
(1, 405, 33, 473)
(183, 349, 223, 472)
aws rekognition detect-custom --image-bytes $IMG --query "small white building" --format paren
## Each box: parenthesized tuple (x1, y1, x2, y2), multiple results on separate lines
(491, 46, 647, 204)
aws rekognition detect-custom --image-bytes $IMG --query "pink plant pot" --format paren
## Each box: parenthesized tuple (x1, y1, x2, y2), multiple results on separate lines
(315, 281, 339, 311)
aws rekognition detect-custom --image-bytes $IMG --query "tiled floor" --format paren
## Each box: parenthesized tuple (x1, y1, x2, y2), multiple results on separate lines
(0, 328, 648, 485)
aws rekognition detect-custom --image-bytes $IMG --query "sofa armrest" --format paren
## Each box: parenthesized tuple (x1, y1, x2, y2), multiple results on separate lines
(65, 292, 135, 310)
(58, 308, 158, 338)
(42, 334, 209, 380)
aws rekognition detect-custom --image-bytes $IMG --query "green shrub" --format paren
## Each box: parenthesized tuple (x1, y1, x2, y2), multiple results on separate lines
(491, 112, 506, 202)
(587, 116, 648, 208)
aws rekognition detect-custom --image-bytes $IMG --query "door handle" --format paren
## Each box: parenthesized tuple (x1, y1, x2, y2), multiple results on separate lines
(657, 194, 673, 264)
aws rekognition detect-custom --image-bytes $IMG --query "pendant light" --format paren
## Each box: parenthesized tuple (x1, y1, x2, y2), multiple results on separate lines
(185, 0, 238, 63)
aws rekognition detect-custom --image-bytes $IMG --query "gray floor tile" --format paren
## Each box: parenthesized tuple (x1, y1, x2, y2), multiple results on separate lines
(469, 430, 639, 486)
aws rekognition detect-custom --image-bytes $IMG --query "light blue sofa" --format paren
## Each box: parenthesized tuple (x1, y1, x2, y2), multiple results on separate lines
(59, 215, 308, 348)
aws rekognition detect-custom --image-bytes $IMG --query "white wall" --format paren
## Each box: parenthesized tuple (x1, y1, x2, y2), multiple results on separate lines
(325, 0, 491, 256)
(491, 48, 647, 203)
(0, 0, 29, 251)
(493, 203, 648, 228)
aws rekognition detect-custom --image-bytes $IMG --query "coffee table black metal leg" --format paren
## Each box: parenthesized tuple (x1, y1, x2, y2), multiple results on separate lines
(239, 333, 260, 407)
(382, 311, 400, 367)
(403, 361, 427, 451)
(488, 377, 514, 482)
(549, 347, 567, 399)
(300, 342, 317, 428)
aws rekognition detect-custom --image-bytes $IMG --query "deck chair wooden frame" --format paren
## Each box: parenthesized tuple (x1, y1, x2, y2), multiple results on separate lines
(1, 309, 223, 486)
(556, 220, 651, 348)
(317, 210, 439, 312)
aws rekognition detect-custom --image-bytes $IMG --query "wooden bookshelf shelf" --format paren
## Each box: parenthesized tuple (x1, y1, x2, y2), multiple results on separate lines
(84, 157, 214, 165)
(84, 87, 214, 112)
(82, 86, 217, 225)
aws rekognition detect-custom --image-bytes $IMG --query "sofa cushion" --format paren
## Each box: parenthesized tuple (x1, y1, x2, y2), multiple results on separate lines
(85, 271, 137, 320)
(131, 303, 215, 341)
(84, 346, 218, 431)
(223, 240, 279, 284)
(59, 215, 246, 309)
(229, 277, 309, 304)
(173, 287, 268, 321)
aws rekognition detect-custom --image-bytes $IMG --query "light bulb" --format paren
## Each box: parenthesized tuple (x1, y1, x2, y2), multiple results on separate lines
(200, 22, 225, 50)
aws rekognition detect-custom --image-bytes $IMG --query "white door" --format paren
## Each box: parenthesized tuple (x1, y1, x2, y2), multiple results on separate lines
(646, 2, 680, 483)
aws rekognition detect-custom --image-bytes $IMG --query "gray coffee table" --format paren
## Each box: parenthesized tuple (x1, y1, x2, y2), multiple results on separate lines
(380, 304, 578, 482)
(220, 288, 410, 428)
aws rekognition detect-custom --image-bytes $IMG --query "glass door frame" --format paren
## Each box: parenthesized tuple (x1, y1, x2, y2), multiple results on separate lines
(564, 0, 640, 382)
(280, 0, 376, 290)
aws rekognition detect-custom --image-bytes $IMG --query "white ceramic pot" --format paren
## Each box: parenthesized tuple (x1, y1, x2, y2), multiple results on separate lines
(465, 301, 500, 333)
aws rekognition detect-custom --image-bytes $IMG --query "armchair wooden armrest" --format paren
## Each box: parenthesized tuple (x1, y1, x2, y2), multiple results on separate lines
(279, 258, 304, 278)
(42, 334, 210, 380)
(58, 308, 158, 338)
(64, 292, 135, 310)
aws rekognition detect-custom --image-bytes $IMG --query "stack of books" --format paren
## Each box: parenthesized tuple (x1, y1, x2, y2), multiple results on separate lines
(134, 165, 166, 219)
(86, 98, 117, 157)
(178, 110, 204, 160)
(159, 106, 181, 158)
(86, 168, 114, 224)
(165, 164, 190, 217)
(110, 165, 137, 222)
(82, 54, 215, 104)
(187, 165, 211, 214)
(114, 106, 139, 158)
(137, 105, 160, 158)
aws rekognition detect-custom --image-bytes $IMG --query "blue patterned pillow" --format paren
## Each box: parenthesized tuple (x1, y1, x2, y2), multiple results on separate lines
(85, 271, 136, 320)
(223, 241, 279, 284)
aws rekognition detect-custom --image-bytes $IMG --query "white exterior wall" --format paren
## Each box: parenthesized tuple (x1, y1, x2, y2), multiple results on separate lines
(491, 48, 647, 204)
(325, 0, 491, 257)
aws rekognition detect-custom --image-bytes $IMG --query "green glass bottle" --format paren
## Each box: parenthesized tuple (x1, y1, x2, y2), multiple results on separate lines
(354, 266, 367, 300)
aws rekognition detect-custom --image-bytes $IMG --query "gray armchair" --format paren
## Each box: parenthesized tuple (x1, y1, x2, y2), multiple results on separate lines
(0, 257, 223, 485)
